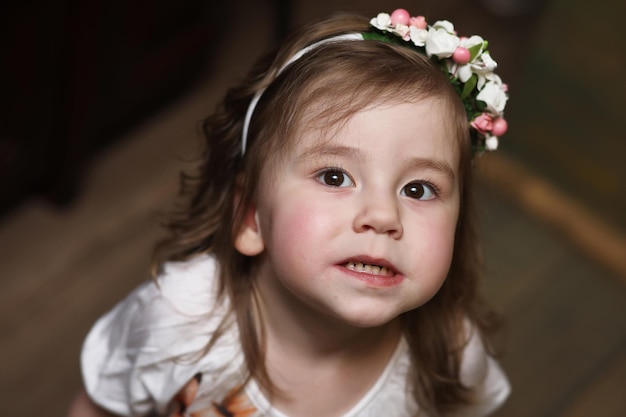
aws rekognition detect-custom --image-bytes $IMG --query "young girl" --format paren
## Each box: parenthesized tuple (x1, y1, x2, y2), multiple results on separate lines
(69, 8, 510, 417)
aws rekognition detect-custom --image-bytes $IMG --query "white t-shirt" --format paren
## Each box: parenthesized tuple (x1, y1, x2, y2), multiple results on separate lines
(81, 254, 510, 416)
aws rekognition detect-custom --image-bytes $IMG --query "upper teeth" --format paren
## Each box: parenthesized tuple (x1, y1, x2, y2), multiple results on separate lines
(345, 262, 390, 276)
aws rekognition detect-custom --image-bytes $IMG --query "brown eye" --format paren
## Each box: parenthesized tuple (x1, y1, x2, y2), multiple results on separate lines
(317, 169, 354, 187)
(401, 182, 436, 200)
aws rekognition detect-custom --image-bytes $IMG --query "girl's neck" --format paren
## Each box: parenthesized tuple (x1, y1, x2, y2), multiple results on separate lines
(252, 277, 403, 417)
(253, 269, 402, 360)
(265, 306, 401, 360)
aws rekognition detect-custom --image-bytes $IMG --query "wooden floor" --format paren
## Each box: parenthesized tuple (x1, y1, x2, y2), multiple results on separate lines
(1, 1, 625, 416)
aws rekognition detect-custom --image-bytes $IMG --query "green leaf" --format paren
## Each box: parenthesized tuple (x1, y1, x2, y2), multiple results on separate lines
(363, 30, 405, 47)
(461, 74, 477, 100)
(468, 43, 483, 61)
(362, 31, 389, 42)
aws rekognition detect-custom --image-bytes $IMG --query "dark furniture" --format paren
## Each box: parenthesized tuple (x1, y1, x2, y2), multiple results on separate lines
(1, 1, 228, 216)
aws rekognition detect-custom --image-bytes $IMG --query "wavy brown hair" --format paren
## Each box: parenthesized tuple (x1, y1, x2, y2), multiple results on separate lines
(152, 12, 499, 417)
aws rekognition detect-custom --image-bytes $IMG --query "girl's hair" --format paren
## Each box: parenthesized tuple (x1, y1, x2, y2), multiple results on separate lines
(153, 12, 499, 416)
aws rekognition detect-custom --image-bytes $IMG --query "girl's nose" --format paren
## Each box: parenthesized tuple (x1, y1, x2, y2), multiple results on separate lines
(352, 192, 403, 239)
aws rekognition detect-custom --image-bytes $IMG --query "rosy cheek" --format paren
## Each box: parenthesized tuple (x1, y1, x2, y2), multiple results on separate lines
(416, 216, 456, 265)
(272, 202, 317, 239)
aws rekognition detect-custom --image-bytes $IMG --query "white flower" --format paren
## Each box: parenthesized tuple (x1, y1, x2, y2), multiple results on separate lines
(409, 26, 428, 47)
(370, 13, 392, 30)
(485, 135, 499, 150)
(394, 24, 411, 40)
(478, 51, 497, 71)
(476, 81, 508, 113)
(456, 63, 473, 82)
(460, 35, 485, 53)
(447, 36, 486, 83)
(484, 72, 503, 87)
(431, 20, 455, 33)
(476, 70, 502, 90)
(425, 27, 459, 58)
(464, 52, 498, 89)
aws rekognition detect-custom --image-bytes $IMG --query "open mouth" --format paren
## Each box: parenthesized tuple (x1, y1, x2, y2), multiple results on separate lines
(344, 261, 395, 277)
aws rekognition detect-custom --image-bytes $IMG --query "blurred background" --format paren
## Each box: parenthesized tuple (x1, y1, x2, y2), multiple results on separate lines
(1, 0, 624, 416)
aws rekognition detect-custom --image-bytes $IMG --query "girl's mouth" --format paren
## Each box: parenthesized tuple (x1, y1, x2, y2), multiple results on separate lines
(344, 261, 395, 277)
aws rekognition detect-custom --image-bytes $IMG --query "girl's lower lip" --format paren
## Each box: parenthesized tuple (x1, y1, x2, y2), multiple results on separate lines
(337, 265, 404, 287)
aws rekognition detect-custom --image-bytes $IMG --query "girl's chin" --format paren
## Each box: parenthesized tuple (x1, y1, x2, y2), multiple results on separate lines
(325, 306, 410, 330)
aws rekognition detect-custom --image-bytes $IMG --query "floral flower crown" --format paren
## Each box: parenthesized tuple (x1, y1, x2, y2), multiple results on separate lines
(367, 9, 509, 152)
(241, 9, 509, 154)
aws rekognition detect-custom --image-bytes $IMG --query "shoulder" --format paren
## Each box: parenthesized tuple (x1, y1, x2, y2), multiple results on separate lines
(457, 321, 511, 416)
(381, 322, 510, 417)
(90, 254, 223, 346)
(81, 254, 241, 416)
(153, 253, 222, 316)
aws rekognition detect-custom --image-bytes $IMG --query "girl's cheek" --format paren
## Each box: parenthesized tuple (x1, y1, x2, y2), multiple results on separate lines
(280, 205, 322, 240)
(273, 200, 338, 245)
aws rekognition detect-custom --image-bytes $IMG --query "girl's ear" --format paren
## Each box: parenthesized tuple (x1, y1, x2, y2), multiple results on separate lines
(234, 205, 265, 256)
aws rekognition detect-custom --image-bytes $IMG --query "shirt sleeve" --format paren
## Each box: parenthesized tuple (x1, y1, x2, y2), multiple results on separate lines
(80, 255, 223, 416)
(456, 324, 511, 417)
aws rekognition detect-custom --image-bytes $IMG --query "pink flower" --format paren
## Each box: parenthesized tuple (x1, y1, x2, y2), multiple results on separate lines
(471, 113, 493, 134)
(410, 16, 427, 29)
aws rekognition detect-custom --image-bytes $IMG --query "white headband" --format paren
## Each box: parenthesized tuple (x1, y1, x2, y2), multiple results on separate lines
(240, 33, 363, 155)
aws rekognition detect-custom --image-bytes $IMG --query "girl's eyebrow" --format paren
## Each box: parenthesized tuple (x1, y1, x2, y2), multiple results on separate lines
(296, 143, 364, 162)
(406, 157, 456, 182)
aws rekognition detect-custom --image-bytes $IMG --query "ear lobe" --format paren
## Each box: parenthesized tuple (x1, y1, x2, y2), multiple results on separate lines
(234, 207, 265, 256)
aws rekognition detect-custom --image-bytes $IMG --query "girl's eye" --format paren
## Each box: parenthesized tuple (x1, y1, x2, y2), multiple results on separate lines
(401, 182, 437, 200)
(317, 169, 354, 187)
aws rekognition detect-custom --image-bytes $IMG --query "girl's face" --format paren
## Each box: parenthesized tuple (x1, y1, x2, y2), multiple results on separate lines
(236, 98, 461, 329)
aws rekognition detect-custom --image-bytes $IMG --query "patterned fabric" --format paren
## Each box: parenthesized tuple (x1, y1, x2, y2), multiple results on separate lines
(81, 254, 509, 417)
(170, 381, 256, 417)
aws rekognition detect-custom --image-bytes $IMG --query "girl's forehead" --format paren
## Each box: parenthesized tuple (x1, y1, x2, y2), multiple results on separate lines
(288, 99, 460, 164)
(297, 96, 457, 140)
